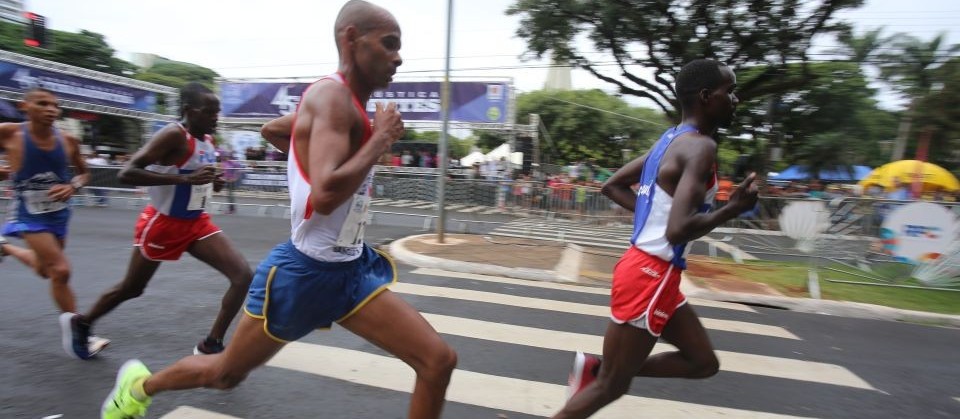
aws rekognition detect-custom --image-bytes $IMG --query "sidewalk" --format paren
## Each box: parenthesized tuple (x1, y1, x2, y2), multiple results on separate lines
(389, 233, 960, 327)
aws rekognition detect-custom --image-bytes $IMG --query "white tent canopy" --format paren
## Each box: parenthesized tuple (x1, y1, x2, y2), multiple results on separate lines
(459, 151, 486, 167)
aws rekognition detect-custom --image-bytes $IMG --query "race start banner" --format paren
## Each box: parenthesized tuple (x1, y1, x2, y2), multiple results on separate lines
(219, 80, 509, 123)
(0, 61, 158, 112)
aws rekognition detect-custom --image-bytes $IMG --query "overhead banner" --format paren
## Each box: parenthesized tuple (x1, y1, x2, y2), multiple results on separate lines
(219, 80, 509, 123)
(0, 61, 158, 112)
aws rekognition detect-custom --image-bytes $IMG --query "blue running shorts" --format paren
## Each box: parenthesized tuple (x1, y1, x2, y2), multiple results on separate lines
(2, 220, 69, 240)
(244, 241, 397, 342)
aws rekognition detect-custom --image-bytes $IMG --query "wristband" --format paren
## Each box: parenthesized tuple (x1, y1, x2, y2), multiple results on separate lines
(71, 181, 84, 191)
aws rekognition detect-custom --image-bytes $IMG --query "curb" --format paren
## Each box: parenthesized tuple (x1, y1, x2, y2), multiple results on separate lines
(389, 235, 567, 283)
(389, 235, 960, 328)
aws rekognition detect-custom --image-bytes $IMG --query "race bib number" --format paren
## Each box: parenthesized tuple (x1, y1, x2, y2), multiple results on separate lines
(22, 189, 68, 214)
(336, 194, 371, 248)
(187, 184, 213, 211)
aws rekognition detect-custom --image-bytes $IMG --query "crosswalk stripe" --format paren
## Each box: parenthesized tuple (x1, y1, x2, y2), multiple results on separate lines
(410, 268, 757, 313)
(420, 313, 875, 391)
(161, 406, 241, 418)
(459, 206, 486, 213)
(411, 204, 436, 209)
(268, 342, 815, 418)
(369, 199, 393, 205)
(391, 201, 430, 207)
(392, 282, 798, 340)
(445, 204, 468, 210)
(481, 208, 502, 214)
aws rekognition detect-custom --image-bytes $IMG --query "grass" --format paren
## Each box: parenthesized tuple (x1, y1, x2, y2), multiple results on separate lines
(688, 258, 960, 315)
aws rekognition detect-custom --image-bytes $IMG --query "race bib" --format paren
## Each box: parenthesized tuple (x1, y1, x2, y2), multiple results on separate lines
(187, 184, 212, 211)
(336, 194, 371, 248)
(22, 189, 68, 214)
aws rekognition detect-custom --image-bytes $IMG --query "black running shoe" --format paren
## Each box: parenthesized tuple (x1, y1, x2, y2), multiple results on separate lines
(59, 313, 92, 359)
(193, 337, 225, 355)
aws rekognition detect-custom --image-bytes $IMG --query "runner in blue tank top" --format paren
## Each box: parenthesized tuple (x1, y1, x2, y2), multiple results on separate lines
(554, 60, 759, 418)
(0, 87, 106, 360)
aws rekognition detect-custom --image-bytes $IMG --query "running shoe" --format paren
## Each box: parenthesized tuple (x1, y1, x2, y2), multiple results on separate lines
(566, 351, 601, 400)
(89, 335, 111, 356)
(193, 337, 225, 355)
(101, 359, 152, 419)
(59, 312, 92, 359)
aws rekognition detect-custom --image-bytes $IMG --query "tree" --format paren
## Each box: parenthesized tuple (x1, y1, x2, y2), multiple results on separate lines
(0, 21, 135, 75)
(905, 57, 960, 170)
(880, 33, 960, 161)
(507, 0, 863, 121)
(134, 57, 220, 89)
(730, 62, 897, 175)
(511, 89, 668, 167)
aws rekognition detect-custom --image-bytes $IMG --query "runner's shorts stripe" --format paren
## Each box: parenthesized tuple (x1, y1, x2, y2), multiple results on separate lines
(133, 205, 220, 261)
(244, 241, 397, 342)
(610, 246, 685, 336)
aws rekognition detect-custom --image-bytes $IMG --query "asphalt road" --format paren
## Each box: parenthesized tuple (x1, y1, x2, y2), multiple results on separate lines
(1, 207, 958, 418)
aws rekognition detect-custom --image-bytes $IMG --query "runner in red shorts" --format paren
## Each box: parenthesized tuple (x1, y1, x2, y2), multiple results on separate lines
(553, 59, 759, 418)
(78, 83, 253, 355)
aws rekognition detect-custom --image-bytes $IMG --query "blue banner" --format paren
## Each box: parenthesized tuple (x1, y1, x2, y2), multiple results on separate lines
(219, 80, 509, 123)
(0, 61, 157, 112)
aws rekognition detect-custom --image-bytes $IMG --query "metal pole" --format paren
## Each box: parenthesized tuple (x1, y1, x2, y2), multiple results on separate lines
(436, 0, 453, 243)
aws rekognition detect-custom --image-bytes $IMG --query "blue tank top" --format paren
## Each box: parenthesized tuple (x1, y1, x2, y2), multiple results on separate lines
(9, 124, 71, 225)
(630, 124, 716, 268)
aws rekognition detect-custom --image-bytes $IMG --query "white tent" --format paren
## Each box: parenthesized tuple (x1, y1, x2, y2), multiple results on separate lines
(485, 143, 512, 161)
(459, 151, 486, 167)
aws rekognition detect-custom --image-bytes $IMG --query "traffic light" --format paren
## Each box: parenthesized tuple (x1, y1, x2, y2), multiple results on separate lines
(24, 12, 47, 48)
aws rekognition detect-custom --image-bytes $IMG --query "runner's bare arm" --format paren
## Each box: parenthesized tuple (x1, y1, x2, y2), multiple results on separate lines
(601, 151, 649, 212)
(118, 124, 217, 186)
(261, 114, 294, 153)
(666, 139, 756, 244)
(47, 134, 88, 201)
(300, 84, 402, 215)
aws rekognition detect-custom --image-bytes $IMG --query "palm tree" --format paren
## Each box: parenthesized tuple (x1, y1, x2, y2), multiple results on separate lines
(880, 33, 960, 161)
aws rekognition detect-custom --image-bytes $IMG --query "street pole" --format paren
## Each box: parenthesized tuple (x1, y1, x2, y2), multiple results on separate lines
(436, 0, 453, 243)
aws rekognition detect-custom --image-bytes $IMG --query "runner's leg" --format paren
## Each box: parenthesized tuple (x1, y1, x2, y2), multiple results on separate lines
(553, 321, 658, 419)
(637, 304, 719, 378)
(84, 248, 161, 323)
(22, 232, 75, 312)
(340, 290, 457, 419)
(187, 233, 253, 341)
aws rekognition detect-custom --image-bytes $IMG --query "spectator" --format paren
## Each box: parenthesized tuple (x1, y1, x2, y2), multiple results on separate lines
(715, 174, 733, 207)
(886, 179, 910, 201)
(84, 153, 110, 207)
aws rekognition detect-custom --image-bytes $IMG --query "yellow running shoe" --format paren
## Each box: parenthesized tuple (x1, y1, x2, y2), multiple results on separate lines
(101, 359, 152, 419)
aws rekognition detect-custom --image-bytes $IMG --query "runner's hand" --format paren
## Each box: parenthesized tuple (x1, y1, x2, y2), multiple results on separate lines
(185, 165, 217, 185)
(371, 102, 404, 153)
(213, 172, 226, 192)
(728, 173, 759, 213)
(48, 184, 75, 202)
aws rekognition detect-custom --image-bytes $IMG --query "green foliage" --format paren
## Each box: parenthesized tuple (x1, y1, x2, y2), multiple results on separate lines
(507, 0, 864, 120)
(906, 57, 960, 170)
(730, 62, 898, 175)
(0, 21, 135, 75)
(135, 58, 220, 89)
(398, 130, 474, 160)
(513, 89, 668, 168)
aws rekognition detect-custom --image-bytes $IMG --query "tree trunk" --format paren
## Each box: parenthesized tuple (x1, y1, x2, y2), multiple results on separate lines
(890, 102, 915, 162)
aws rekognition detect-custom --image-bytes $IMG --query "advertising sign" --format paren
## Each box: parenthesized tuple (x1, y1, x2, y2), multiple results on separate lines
(219, 80, 508, 123)
(0, 61, 158, 112)
(880, 202, 958, 264)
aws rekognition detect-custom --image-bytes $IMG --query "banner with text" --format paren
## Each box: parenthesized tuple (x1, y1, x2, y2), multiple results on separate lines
(0, 61, 158, 112)
(219, 81, 508, 123)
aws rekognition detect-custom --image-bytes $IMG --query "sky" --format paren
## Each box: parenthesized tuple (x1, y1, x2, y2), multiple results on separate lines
(25, 0, 960, 111)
